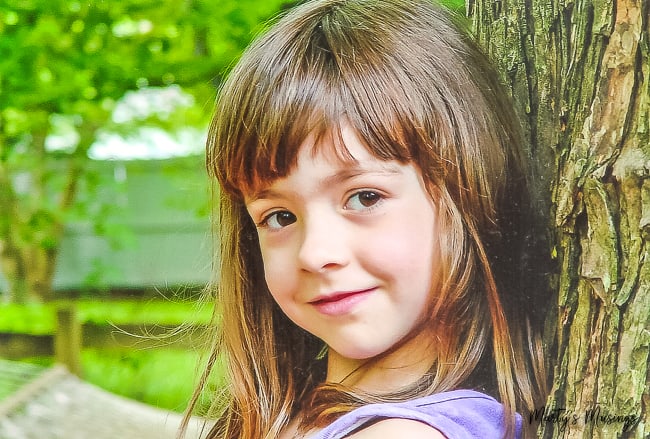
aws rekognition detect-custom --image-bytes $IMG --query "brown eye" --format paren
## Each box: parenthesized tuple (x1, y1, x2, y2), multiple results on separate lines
(345, 191, 383, 211)
(263, 211, 296, 230)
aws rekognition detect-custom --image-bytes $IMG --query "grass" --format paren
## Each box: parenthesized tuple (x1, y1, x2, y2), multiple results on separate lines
(0, 298, 222, 413)
(13, 348, 222, 413)
(441, 0, 465, 11)
(82, 348, 224, 413)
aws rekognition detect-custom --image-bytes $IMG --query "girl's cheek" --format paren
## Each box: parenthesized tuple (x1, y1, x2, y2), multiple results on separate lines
(262, 249, 295, 289)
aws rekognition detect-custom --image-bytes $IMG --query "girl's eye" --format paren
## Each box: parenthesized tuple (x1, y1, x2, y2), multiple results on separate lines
(345, 191, 383, 211)
(261, 210, 296, 230)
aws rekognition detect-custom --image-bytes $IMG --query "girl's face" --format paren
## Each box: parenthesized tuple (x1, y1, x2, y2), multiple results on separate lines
(245, 126, 439, 386)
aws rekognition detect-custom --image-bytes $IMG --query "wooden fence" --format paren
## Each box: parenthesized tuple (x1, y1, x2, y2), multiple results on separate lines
(0, 305, 208, 376)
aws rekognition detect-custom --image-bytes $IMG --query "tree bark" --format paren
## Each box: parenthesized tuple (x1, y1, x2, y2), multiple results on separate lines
(469, 0, 649, 437)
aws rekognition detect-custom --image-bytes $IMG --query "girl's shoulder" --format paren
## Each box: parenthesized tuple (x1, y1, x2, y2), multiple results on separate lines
(309, 389, 522, 439)
(345, 418, 445, 438)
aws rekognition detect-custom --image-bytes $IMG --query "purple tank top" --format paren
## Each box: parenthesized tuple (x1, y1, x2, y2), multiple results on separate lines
(309, 389, 522, 438)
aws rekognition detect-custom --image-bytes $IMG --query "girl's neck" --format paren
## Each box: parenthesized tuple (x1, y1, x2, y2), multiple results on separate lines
(280, 330, 439, 439)
(326, 327, 437, 393)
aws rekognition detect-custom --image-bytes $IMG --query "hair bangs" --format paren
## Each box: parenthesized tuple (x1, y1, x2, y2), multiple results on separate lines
(207, 4, 430, 200)
(207, 59, 339, 198)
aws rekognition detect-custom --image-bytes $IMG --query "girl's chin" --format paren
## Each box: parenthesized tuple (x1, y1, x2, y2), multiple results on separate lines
(325, 344, 389, 366)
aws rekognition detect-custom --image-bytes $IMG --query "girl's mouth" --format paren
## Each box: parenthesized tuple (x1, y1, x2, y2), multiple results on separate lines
(310, 288, 376, 316)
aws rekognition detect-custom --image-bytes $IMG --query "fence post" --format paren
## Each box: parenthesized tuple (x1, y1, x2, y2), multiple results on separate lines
(54, 303, 82, 376)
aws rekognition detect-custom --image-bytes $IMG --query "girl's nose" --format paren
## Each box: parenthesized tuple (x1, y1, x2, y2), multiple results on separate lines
(297, 215, 349, 273)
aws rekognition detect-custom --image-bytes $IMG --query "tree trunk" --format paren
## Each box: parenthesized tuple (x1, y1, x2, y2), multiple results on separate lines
(0, 122, 93, 303)
(469, 0, 649, 437)
(0, 130, 50, 303)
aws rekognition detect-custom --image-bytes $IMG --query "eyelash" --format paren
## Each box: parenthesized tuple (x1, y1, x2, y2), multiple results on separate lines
(256, 189, 386, 231)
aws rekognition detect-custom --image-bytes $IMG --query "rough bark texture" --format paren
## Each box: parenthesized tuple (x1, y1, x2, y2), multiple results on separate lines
(469, 0, 649, 437)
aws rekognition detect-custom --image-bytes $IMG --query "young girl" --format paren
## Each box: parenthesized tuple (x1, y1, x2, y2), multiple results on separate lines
(182, 0, 549, 438)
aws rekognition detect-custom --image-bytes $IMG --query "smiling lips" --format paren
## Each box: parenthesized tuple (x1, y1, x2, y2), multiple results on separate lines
(310, 288, 376, 316)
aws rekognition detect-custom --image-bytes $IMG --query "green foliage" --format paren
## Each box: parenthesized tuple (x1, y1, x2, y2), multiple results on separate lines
(0, 302, 54, 334)
(81, 348, 223, 412)
(0, 0, 289, 301)
(0, 299, 218, 411)
(79, 299, 211, 325)
(439, 0, 465, 12)
(0, 299, 212, 334)
(0, 0, 290, 124)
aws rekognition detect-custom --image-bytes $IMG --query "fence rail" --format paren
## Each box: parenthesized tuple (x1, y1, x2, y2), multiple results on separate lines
(0, 306, 209, 375)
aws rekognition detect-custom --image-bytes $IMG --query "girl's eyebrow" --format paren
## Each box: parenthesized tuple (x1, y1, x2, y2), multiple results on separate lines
(248, 162, 403, 202)
(321, 165, 401, 187)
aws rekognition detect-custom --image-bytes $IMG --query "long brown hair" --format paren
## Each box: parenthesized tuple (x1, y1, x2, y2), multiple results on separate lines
(182, 1, 549, 438)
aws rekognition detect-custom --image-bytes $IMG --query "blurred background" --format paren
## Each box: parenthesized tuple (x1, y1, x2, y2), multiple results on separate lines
(0, 0, 463, 436)
(0, 0, 299, 419)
